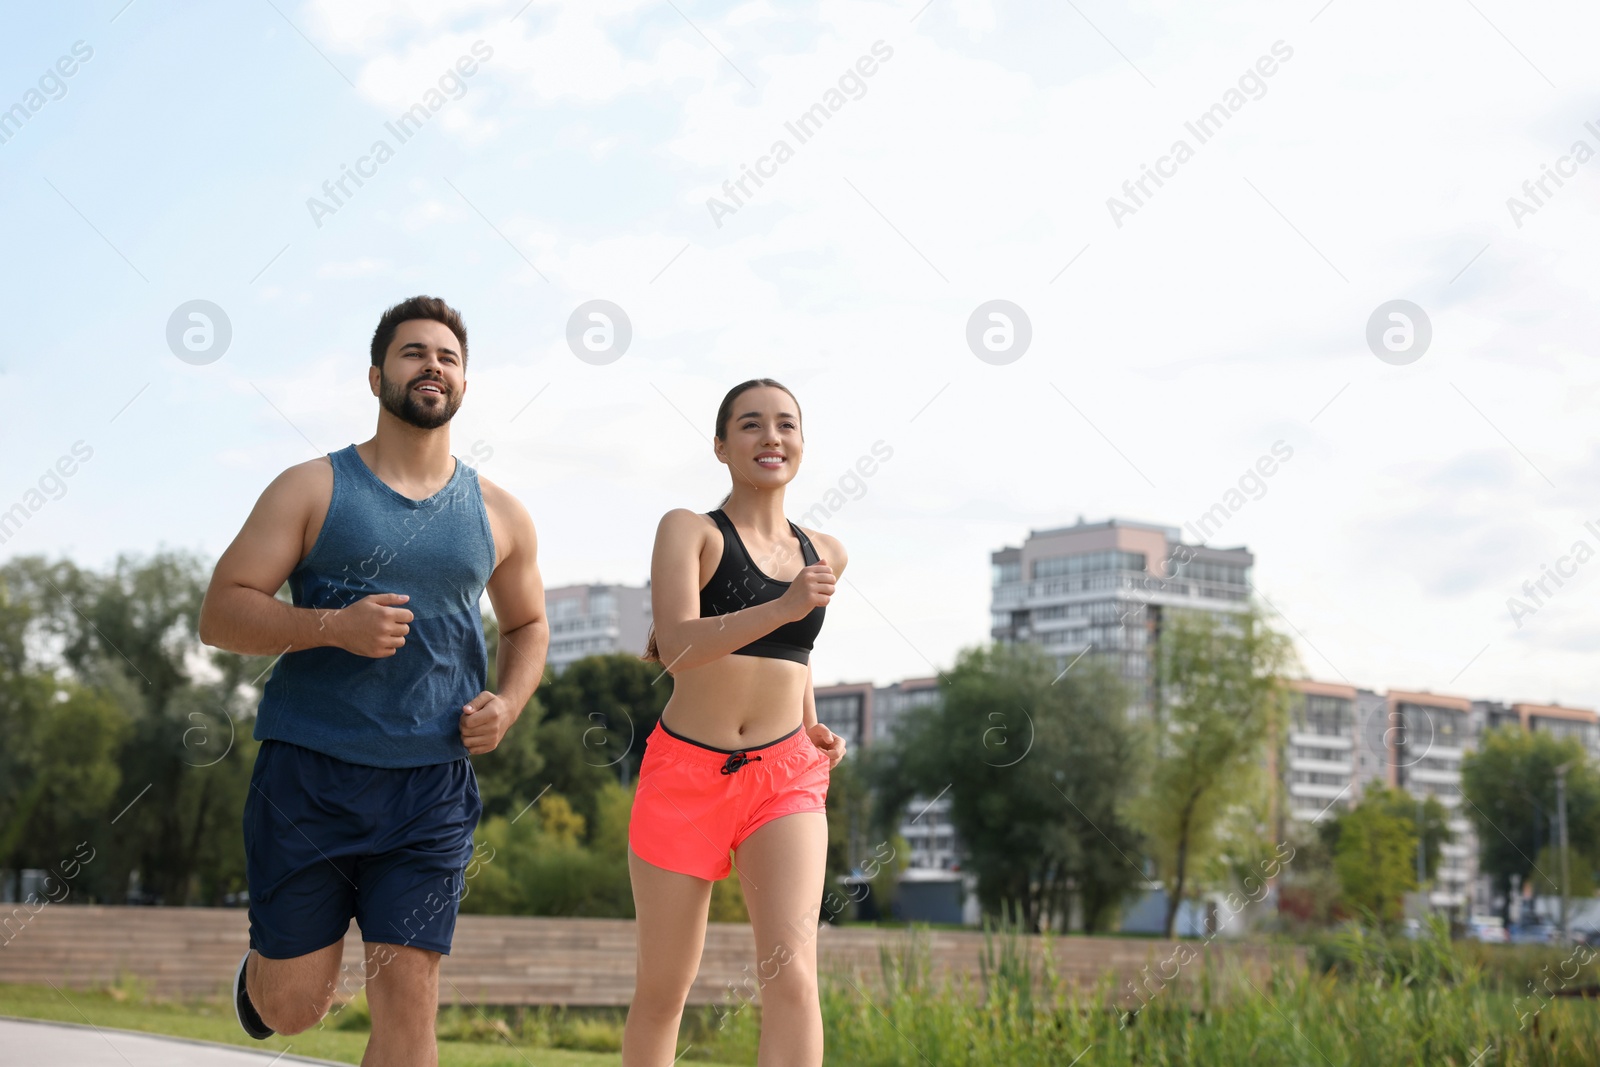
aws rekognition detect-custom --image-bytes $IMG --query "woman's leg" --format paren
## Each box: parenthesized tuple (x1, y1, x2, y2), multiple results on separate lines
(623, 845, 714, 1066)
(733, 811, 829, 1067)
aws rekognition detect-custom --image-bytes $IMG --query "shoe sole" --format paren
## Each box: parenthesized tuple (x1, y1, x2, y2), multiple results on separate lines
(234, 949, 276, 1040)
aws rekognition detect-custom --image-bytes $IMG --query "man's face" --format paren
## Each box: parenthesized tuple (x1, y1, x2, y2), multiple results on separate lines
(373, 319, 466, 429)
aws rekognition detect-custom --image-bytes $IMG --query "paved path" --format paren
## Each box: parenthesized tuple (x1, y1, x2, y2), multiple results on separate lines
(0, 1016, 342, 1065)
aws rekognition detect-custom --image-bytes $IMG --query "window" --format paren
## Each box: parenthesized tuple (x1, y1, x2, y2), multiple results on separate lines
(1291, 770, 1348, 786)
(1033, 550, 1146, 580)
(1294, 693, 1353, 737)
(1292, 744, 1349, 763)
(1168, 557, 1249, 587)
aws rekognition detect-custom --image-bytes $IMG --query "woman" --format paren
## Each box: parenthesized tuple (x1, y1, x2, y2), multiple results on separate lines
(625, 378, 848, 1066)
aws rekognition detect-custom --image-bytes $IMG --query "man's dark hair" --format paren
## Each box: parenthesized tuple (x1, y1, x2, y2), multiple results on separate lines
(370, 296, 469, 369)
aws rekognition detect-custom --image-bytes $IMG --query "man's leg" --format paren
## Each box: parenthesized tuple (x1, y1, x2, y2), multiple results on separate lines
(352, 754, 481, 1064)
(242, 740, 362, 1036)
(361, 941, 441, 1067)
(247, 940, 346, 1034)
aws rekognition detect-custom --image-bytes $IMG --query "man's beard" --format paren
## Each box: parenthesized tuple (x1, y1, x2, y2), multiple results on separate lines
(379, 369, 461, 429)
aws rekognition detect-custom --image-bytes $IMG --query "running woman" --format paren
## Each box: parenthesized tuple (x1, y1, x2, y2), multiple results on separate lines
(625, 378, 848, 1067)
(197, 296, 547, 1067)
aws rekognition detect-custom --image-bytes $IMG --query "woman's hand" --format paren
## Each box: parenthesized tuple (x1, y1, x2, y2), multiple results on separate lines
(808, 723, 846, 769)
(777, 559, 835, 622)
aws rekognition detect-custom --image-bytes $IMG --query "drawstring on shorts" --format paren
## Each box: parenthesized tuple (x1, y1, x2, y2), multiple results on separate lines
(720, 751, 763, 775)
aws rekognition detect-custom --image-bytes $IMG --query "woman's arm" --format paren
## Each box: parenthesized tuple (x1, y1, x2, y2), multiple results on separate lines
(803, 662, 818, 731)
(803, 661, 847, 767)
(800, 529, 848, 765)
(650, 509, 812, 672)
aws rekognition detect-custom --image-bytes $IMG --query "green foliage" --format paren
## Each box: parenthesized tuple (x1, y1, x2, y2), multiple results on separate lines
(521, 715, 619, 841)
(1132, 604, 1298, 938)
(535, 652, 671, 785)
(876, 641, 1143, 932)
(0, 544, 780, 926)
(709, 861, 750, 923)
(1273, 814, 1343, 927)
(1462, 725, 1600, 921)
(819, 916, 1600, 1065)
(1327, 784, 1453, 882)
(1333, 801, 1418, 928)
(461, 800, 634, 918)
(0, 551, 269, 905)
(823, 753, 905, 920)
(1532, 842, 1597, 897)
(0, 670, 127, 884)
(466, 688, 546, 823)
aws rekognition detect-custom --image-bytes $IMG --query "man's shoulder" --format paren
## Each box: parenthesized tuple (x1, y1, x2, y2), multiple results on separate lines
(254, 455, 333, 517)
(474, 471, 535, 555)
(273, 454, 334, 490)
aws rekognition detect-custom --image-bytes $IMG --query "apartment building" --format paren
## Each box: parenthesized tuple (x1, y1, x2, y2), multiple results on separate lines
(1283, 681, 1361, 823)
(1286, 685, 1600, 915)
(814, 682, 872, 753)
(989, 517, 1254, 717)
(1516, 702, 1600, 762)
(813, 676, 952, 874)
(1384, 691, 1474, 909)
(543, 582, 652, 675)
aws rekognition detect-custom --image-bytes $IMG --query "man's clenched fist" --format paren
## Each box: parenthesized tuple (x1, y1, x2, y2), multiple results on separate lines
(460, 690, 518, 755)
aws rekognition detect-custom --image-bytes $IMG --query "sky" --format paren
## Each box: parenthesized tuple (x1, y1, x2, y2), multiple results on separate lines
(2, 0, 1598, 708)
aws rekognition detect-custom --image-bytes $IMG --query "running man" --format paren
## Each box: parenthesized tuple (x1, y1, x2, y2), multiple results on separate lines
(198, 295, 547, 1066)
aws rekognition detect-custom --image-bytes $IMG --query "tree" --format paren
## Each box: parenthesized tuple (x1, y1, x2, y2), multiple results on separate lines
(1461, 726, 1600, 924)
(2, 550, 272, 905)
(473, 615, 549, 822)
(1334, 801, 1417, 927)
(814, 746, 909, 922)
(1132, 604, 1297, 938)
(1275, 815, 1344, 927)
(1327, 784, 1452, 883)
(0, 671, 127, 900)
(536, 652, 672, 786)
(879, 642, 1144, 932)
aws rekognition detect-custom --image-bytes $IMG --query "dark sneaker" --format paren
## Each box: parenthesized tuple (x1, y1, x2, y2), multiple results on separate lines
(234, 949, 275, 1040)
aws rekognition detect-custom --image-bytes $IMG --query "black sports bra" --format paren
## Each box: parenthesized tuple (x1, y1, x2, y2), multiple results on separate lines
(698, 509, 825, 664)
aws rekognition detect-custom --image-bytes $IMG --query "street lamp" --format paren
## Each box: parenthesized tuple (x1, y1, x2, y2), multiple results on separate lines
(1555, 760, 1574, 945)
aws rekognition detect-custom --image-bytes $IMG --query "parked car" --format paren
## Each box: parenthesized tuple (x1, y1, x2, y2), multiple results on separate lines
(1509, 923, 1559, 944)
(1467, 918, 1509, 943)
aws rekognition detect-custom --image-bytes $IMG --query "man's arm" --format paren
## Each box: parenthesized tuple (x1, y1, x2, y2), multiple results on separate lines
(460, 478, 548, 754)
(198, 461, 375, 656)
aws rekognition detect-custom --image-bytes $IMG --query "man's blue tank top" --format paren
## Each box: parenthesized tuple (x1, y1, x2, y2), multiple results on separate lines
(253, 443, 496, 768)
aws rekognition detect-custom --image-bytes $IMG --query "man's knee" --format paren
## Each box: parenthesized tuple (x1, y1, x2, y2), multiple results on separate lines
(256, 987, 335, 1034)
(249, 951, 341, 1034)
(364, 943, 442, 1011)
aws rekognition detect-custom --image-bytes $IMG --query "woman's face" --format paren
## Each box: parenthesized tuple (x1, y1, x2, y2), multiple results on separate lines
(719, 385, 802, 487)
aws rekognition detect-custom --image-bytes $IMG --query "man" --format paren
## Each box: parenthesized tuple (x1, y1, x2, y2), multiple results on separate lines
(198, 295, 547, 1066)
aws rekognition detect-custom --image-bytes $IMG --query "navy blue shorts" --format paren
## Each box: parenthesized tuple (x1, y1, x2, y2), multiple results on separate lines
(243, 739, 482, 959)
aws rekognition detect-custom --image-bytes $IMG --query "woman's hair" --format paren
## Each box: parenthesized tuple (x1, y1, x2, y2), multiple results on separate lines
(640, 378, 801, 666)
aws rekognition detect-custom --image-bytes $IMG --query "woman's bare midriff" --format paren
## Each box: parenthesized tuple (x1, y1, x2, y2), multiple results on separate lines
(660, 654, 809, 750)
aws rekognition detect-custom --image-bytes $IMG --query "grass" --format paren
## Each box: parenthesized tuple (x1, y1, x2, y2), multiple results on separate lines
(11, 917, 1599, 1065)
(0, 978, 752, 1066)
(820, 916, 1600, 1066)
